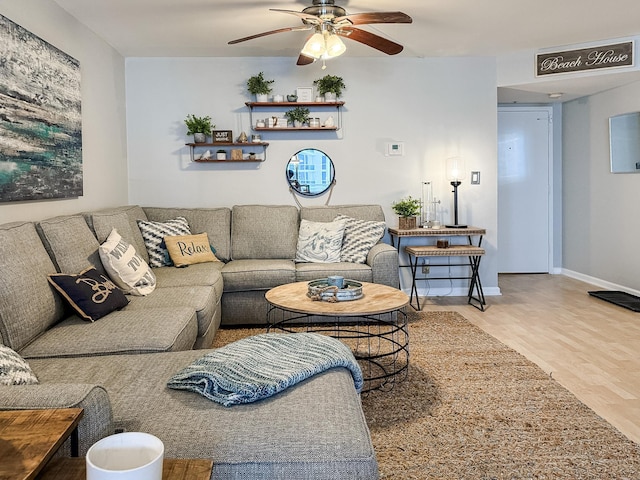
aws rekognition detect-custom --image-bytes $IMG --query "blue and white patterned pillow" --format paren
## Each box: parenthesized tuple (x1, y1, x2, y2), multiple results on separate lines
(335, 214, 386, 264)
(0, 344, 38, 386)
(137, 217, 191, 267)
(295, 219, 347, 263)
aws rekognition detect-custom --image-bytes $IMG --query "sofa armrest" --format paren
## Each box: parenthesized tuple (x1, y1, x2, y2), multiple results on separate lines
(366, 243, 399, 288)
(0, 384, 114, 456)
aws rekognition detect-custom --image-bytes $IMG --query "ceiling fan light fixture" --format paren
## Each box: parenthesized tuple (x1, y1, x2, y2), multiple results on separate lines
(301, 32, 326, 59)
(323, 32, 346, 58)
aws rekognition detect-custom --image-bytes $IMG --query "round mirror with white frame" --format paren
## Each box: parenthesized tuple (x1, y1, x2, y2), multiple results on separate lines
(286, 148, 335, 196)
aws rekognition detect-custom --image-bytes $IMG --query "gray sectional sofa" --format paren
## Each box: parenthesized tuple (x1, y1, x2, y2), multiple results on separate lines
(0, 203, 398, 479)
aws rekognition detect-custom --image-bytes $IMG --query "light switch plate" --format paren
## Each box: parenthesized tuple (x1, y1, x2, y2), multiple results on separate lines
(471, 171, 480, 184)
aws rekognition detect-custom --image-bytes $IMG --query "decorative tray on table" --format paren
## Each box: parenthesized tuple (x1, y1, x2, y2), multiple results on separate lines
(307, 279, 364, 302)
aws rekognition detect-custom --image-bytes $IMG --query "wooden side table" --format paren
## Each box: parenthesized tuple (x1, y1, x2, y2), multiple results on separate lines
(388, 226, 487, 310)
(0, 408, 83, 480)
(405, 244, 486, 311)
(37, 457, 213, 480)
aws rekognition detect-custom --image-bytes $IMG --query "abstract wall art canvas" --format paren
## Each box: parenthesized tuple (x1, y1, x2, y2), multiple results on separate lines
(0, 14, 82, 203)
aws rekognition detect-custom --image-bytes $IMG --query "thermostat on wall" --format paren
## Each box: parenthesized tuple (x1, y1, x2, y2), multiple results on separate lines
(386, 142, 404, 156)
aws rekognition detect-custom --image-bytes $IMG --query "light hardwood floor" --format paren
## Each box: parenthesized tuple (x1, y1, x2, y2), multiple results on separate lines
(418, 273, 640, 445)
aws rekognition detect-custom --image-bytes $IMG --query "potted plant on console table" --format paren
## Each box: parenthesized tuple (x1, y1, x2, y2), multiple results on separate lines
(392, 196, 421, 230)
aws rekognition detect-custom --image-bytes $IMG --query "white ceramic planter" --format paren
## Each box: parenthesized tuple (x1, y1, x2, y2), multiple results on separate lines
(86, 432, 164, 480)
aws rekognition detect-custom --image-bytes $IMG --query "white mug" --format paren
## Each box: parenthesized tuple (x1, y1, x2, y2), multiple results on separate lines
(86, 432, 164, 480)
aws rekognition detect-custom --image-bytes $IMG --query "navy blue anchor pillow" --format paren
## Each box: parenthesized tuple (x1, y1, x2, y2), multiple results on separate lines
(48, 267, 129, 322)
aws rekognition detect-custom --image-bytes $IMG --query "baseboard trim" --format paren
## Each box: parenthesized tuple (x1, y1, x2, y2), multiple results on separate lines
(561, 269, 640, 297)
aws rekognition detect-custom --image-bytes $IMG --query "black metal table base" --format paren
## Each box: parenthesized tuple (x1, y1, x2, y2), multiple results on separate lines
(408, 256, 486, 312)
(266, 307, 409, 393)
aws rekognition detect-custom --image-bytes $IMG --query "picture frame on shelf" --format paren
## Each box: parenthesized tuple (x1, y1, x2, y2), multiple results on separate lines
(213, 130, 233, 143)
(296, 87, 313, 103)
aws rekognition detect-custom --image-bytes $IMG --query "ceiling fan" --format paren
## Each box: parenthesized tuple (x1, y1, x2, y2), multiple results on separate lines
(228, 0, 412, 66)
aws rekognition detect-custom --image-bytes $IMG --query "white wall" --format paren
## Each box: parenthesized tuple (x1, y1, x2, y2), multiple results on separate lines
(0, 0, 128, 223)
(563, 80, 640, 292)
(125, 56, 499, 294)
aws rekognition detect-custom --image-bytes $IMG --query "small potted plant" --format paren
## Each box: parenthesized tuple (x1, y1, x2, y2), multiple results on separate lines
(392, 196, 421, 230)
(284, 106, 310, 128)
(216, 149, 226, 160)
(247, 72, 275, 102)
(184, 114, 213, 143)
(313, 74, 346, 101)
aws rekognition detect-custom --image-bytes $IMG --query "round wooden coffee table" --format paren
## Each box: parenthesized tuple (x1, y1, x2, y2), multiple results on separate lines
(265, 281, 409, 392)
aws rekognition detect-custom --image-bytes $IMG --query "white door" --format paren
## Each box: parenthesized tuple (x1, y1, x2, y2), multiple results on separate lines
(498, 107, 551, 273)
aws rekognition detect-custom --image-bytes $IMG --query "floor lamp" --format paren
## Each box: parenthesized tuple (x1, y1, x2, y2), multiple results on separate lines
(445, 156, 467, 228)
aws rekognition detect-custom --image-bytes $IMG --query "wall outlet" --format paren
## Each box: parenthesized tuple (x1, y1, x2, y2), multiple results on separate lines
(422, 265, 430, 274)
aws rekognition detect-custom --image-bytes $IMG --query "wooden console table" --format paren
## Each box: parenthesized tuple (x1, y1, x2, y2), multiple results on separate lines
(388, 226, 487, 311)
(0, 408, 83, 480)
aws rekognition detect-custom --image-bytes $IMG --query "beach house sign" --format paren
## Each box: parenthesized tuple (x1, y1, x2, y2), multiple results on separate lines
(536, 41, 634, 76)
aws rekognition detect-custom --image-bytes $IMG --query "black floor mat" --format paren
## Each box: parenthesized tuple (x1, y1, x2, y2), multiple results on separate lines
(588, 290, 640, 312)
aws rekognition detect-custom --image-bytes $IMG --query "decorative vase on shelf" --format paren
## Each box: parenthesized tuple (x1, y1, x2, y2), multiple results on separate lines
(398, 216, 417, 230)
(193, 133, 207, 143)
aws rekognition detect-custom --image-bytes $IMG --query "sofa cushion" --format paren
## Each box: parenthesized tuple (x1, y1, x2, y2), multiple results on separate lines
(137, 217, 191, 267)
(295, 219, 346, 263)
(0, 344, 38, 385)
(143, 207, 232, 263)
(126, 285, 218, 340)
(222, 259, 296, 292)
(335, 214, 386, 264)
(48, 267, 130, 322)
(19, 307, 197, 359)
(295, 262, 373, 284)
(165, 233, 220, 267)
(300, 204, 386, 223)
(37, 215, 104, 274)
(0, 222, 65, 350)
(153, 262, 223, 288)
(231, 205, 299, 260)
(89, 206, 150, 263)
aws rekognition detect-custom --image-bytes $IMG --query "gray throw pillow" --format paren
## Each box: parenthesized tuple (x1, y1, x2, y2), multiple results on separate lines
(335, 214, 386, 264)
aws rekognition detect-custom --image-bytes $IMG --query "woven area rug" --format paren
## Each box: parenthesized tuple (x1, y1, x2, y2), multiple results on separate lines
(212, 311, 640, 479)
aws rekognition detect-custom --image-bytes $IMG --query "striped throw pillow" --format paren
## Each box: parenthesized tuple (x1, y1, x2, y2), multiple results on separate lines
(137, 217, 191, 267)
(335, 214, 386, 264)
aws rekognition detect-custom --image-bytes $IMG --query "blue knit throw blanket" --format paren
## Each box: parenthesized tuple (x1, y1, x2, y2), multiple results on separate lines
(167, 333, 363, 406)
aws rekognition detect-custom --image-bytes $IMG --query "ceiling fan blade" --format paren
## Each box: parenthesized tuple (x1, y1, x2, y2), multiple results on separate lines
(228, 26, 310, 45)
(337, 27, 404, 55)
(335, 12, 413, 26)
(270, 8, 320, 23)
(297, 54, 316, 66)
